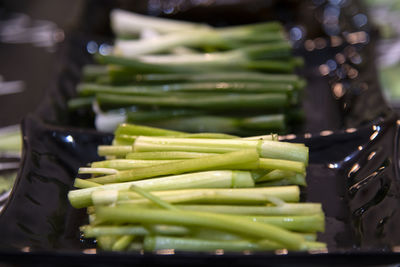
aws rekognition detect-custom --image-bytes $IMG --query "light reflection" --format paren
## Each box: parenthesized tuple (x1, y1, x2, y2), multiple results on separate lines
(358, 146, 363, 151)
(323, 4, 341, 35)
(330, 36, 343, 47)
(65, 135, 74, 143)
(392, 246, 400, 253)
(156, 249, 175, 255)
(21, 246, 31, 252)
(370, 131, 379, 141)
(304, 40, 315, 51)
(348, 163, 360, 177)
(275, 249, 288, 255)
(308, 248, 329, 254)
(320, 130, 333, 136)
(289, 27, 303, 41)
(349, 171, 378, 192)
(347, 68, 358, 79)
(344, 155, 352, 162)
(215, 249, 224, 255)
(283, 134, 296, 140)
(86, 41, 98, 54)
(332, 83, 345, 98)
(314, 37, 327, 49)
(345, 127, 357, 133)
(346, 31, 369, 44)
(352, 13, 368, 28)
(372, 125, 381, 131)
(319, 64, 330, 76)
(163, 6, 175, 14)
(304, 133, 312, 139)
(99, 43, 112, 55)
(349, 53, 362, 64)
(216, 82, 229, 89)
(326, 59, 337, 71)
(368, 151, 376, 161)
(335, 53, 345, 64)
(83, 248, 97, 254)
(328, 163, 339, 169)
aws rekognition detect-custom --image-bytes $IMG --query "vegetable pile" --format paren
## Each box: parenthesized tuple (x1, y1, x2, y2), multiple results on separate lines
(69, 9, 306, 135)
(68, 123, 326, 252)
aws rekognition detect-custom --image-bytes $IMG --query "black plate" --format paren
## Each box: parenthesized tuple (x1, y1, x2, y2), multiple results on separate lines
(1, 113, 400, 266)
(1, 0, 400, 265)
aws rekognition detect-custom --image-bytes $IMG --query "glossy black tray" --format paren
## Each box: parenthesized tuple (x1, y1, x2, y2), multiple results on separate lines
(1, 0, 400, 265)
(2, 112, 400, 266)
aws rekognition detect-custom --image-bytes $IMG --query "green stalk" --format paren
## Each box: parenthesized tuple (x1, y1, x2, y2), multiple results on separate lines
(115, 123, 238, 139)
(144, 114, 286, 135)
(125, 151, 218, 160)
(258, 158, 305, 174)
(77, 82, 294, 96)
(108, 70, 305, 89)
(190, 228, 317, 241)
(133, 136, 308, 164)
(96, 236, 118, 251)
(87, 149, 259, 184)
(92, 155, 304, 173)
(110, 9, 211, 36)
(68, 170, 254, 208)
(115, 133, 239, 145)
(82, 65, 108, 82)
(116, 132, 274, 146)
(255, 170, 307, 186)
(67, 96, 95, 110)
(114, 28, 232, 57)
(94, 206, 306, 250)
(98, 145, 132, 157)
(74, 178, 102, 189)
(256, 175, 307, 187)
(145, 116, 240, 134)
(238, 114, 286, 130)
(91, 186, 299, 206)
(113, 20, 286, 56)
(81, 224, 190, 237)
(246, 214, 325, 233)
(126, 108, 206, 124)
(112, 235, 135, 251)
(135, 42, 292, 65)
(96, 92, 288, 111)
(91, 159, 177, 170)
(143, 235, 326, 252)
(96, 54, 298, 74)
(174, 203, 323, 216)
(130, 185, 179, 211)
(78, 167, 118, 175)
(257, 169, 297, 182)
(115, 122, 184, 136)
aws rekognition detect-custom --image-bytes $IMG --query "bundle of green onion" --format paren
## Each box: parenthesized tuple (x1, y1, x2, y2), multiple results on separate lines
(68, 123, 326, 252)
(68, 9, 306, 135)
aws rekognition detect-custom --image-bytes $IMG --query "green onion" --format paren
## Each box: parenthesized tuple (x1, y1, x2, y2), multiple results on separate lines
(86, 149, 259, 184)
(94, 206, 306, 250)
(68, 170, 254, 208)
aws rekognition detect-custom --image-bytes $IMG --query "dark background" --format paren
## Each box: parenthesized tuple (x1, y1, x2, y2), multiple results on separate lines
(0, 0, 86, 127)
